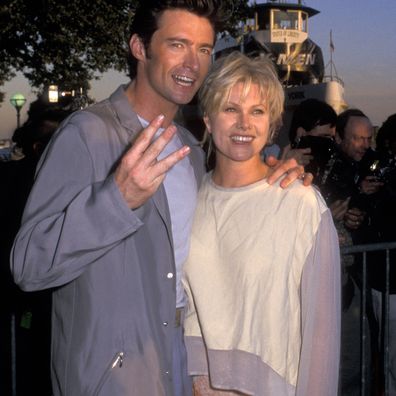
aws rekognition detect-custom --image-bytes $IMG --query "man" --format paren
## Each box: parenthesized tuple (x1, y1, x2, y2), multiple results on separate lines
(324, 109, 382, 229)
(282, 98, 337, 168)
(10, 1, 307, 395)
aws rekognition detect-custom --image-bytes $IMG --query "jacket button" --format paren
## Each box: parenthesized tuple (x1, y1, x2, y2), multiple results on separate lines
(163, 321, 168, 326)
(167, 272, 174, 279)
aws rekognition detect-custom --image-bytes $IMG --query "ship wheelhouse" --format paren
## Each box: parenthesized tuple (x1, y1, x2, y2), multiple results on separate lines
(214, 1, 324, 87)
(254, 2, 317, 44)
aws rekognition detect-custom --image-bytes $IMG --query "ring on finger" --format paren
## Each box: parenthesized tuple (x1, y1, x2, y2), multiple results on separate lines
(299, 173, 306, 180)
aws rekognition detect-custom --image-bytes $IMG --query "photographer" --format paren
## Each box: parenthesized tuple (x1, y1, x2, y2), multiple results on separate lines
(282, 98, 337, 182)
(321, 109, 383, 234)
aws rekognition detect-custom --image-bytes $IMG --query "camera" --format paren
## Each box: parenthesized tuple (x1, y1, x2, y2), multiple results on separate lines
(363, 158, 396, 184)
(293, 135, 337, 178)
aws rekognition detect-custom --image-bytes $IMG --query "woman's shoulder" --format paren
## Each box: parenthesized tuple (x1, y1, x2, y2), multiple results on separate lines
(273, 180, 328, 213)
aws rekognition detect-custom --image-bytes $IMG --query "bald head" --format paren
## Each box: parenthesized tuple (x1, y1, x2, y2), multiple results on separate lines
(338, 115, 373, 162)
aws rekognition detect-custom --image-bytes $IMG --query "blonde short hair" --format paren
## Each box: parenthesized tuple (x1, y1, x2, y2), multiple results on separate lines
(199, 51, 284, 143)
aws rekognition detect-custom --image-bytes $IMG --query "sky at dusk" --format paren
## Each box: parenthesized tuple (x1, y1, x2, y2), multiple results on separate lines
(1, 0, 395, 140)
(305, 0, 396, 126)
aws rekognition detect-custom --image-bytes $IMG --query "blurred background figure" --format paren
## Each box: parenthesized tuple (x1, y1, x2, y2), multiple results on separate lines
(375, 113, 396, 165)
(0, 99, 71, 396)
(366, 113, 396, 396)
(281, 98, 337, 183)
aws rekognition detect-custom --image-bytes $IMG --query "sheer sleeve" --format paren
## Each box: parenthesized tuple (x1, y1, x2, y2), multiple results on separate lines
(296, 209, 341, 396)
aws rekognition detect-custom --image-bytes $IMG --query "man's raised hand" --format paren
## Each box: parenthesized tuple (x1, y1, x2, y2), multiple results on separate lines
(115, 115, 190, 209)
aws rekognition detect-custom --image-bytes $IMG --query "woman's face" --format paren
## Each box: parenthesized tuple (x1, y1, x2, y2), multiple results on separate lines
(204, 82, 270, 165)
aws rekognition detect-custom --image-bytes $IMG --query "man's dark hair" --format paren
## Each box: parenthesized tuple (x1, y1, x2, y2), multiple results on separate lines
(127, 0, 227, 79)
(288, 98, 337, 143)
(336, 108, 368, 140)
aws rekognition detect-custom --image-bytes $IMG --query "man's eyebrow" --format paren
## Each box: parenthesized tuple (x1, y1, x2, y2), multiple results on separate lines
(166, 37, 214, 49)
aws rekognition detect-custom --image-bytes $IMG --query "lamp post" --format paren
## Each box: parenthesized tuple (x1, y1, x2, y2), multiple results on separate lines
(8, 92, 27, 396)
(9, 93, 27, 129)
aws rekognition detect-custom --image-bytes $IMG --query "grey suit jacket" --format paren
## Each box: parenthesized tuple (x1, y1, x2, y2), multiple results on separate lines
(11, 85, 205, 395)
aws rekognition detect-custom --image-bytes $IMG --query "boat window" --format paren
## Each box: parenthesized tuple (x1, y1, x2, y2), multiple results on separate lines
(272, 10, 300, 30)
(301, 12, 308, 32)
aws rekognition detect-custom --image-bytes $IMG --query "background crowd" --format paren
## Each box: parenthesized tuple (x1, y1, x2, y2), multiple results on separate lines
(282, 102, 396, 395)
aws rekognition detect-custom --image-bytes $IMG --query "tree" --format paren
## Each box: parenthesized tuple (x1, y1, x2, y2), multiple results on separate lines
(222, 0, 251, 36)
(0, 0, 250, 104)
(1, 0, 137, 100)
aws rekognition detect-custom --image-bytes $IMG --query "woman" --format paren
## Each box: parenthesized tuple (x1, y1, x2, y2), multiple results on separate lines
(182, 52, 341, 396)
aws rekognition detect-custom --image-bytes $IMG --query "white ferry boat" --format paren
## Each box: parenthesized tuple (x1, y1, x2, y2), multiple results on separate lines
(180, 0, 347, 146)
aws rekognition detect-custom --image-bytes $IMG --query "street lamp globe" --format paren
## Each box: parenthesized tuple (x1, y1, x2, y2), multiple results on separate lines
(10, 93, 26, 110)
(10, 93, 27, 128)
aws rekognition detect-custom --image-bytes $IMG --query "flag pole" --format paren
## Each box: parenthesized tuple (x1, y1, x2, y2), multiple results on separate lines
(330, 30, 334, 79)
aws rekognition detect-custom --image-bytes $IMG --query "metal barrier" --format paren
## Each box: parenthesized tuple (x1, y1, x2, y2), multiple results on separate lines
(342, 241, 396, 396)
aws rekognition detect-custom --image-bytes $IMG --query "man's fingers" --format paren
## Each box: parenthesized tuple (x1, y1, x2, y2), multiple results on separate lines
(123, 114, 167, 166)
(344, 209, 365, 229)
(278, 165, 304, 188)
(267, 157, 298, 185)
(140, 124, 178, 168)
(268, 159, 313, 188)
(151, 145, 191, 180)
(301, 172, 314, 186)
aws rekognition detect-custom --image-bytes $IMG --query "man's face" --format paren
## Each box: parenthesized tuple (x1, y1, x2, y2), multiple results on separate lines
(139, 9, 215, 107)
(339, 116, 373, 161)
